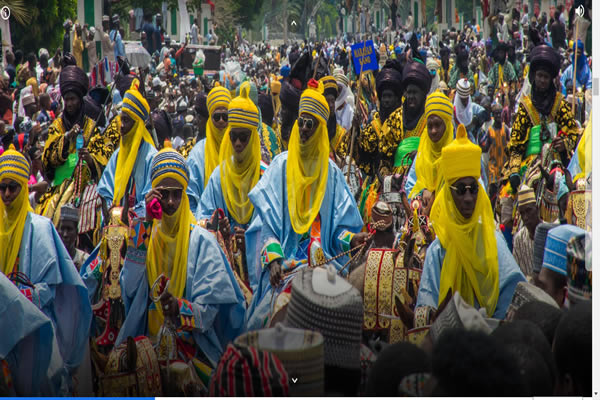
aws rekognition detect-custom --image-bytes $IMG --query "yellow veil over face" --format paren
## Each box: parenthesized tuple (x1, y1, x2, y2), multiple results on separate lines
(219, 82, 262, 225)
(286, 82, 330, 234)
(0, 147, 33, 276)
(409, 92, 454, 198)
(429, 125, 499, 317)
(146, 146, 196, 337)
(113, 80, 155, 207)
(204, 86, 232, 188)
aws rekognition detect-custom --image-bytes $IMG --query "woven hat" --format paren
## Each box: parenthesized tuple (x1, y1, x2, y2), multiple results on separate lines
(542, 225, 586, 276)
(517, 184, 536, 207)
(566, 232, 592, 305)
(235, 323, 324, 396)
(505, 281, 559, 321)
(59, 204, 80, 223)
(209, 343, 289, 396)
(456, 78, 471, 98)
(429, 292, 492, 344)
(533, 223, 559, 274)
(284, 265, 363, 370)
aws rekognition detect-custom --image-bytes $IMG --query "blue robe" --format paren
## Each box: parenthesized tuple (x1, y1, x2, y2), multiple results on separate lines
(115, 224, 246, 367)
(416, 231, 526, 319)
(97, 140, 157, 217)
(186, 138, 207, 213)
(14, 213, 93, 372)
(244, 153, 363, 330)
(197, 162, 268, 290)
(0, 273, 68, 395)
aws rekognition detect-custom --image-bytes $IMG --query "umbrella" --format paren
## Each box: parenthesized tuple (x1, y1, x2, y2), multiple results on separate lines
(123, 41, 151, 68)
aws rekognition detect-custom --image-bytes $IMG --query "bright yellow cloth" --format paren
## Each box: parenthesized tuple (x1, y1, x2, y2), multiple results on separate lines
(286, 85, 330, 234)
(0, 147, 33, 276)
(204, 87, 232, 188)
(574, 113, 591, 182)
(409, 92, 454, 198)
(146, 146, 196, 337)
(440, 124, 482, 182)
(429, 125, 499, 317)
(113, 80, 154, 207)
(219, 83, 262, 225)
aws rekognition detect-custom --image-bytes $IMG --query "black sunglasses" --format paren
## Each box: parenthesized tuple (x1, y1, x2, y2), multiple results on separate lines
(297, 116, 314, 130)
(230, 130, 251, 144)
(450, 183, 479, 196)
(212, 112, 228, 122)
(0, 182, 20, 193)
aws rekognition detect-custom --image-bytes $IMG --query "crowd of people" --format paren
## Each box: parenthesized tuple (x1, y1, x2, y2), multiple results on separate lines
(0, 2, 592, 397)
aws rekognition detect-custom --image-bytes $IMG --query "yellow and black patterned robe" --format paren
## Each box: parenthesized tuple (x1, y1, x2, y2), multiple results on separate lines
(507, 93, 580, 177)
(37, 115, 114, 226)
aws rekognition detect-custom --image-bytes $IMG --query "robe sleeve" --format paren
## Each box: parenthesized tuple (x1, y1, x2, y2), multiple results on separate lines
(507, 102, 532, 175)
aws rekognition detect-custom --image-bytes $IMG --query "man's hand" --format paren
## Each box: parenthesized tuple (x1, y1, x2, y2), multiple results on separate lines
(78, 147, 93, 165)
(269, 259, 283, 287)
(219, 216, 231, 242)
(233, 226, 246, 253)
(351, 231, 370, 250)
(144, 188, 162, 219)
(422, 189, 434, 208)
(65, 124, 80, 142)
(552, 135, 566, 154)
(160, 291, 180, 321)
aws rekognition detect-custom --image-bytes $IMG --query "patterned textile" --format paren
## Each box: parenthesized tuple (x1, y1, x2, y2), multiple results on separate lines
(486, 123, 509, 185)
(512, 226, 535, 278)
(209, 343, 289, 396)
(235, 326, 324, 396)
(507, 93, 579, 176)
(488, 61, 517, 92)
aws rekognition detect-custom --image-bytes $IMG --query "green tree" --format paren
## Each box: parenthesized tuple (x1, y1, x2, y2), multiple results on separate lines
(10, 0, 76, 55)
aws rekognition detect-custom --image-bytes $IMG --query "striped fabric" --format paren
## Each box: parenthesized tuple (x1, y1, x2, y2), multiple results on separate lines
(228, 108, 259, 129)
(0, 149, 30, 184)
(299, 95, 329, 122)
(207, 86, 232, 115)
(150, 148, 190, 187)
(209, 343, 290, 396)
(424, 91, 453, 119)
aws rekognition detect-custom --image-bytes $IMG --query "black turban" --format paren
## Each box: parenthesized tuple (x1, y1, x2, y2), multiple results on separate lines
(401, 61, 432, 94)
(59, 65, 89, 99)
(60, 53, 77, 68)
(115, 74, 135, 97)
(152, 110, 173, 142)
(376, 66, 403, 101)
(258, 93, 274, 126)
(529, 44, 561, 82)
(279, 80, 301, 111)
(194, 92, 209, 119)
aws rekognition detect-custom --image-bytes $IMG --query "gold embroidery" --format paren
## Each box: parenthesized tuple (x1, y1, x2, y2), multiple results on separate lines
(363, 249, 383, 330)
(377, 250, 395, 329)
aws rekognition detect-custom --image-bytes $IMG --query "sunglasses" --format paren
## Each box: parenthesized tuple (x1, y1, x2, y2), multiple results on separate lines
(230, 130, 251, 144)
(450, 183, 479, 196)
(297, 116, 315, 130)
(212, 113, 228, 122)
(0, 182, 20, 193)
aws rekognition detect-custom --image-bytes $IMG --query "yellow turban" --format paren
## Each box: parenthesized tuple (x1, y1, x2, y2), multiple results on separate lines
(0, 146, 33, 276)
(429, 124, 499, 317)
(218, 83, 262, 225)
(26, 77, 39, 98)
(409, 92, 454, 198)
(204, 86, 232, 188)
(319, 75, 339, 97)
(207, 86, 232, 116)
(113, 80, 155, 207)
(147, 144, 196, 337)
(440, 124, 482, 182)
(286, 82, 330, 234)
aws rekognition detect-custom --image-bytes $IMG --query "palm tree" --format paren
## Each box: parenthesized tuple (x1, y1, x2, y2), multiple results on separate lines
(0, 0, 32, 26)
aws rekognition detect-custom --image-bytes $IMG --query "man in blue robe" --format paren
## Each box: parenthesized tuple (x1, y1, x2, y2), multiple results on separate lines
(244, 81, 366, 330)
(0, 147, 92, 382)
(115, 145, 246, 367)
(415, 125, 525, 320)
